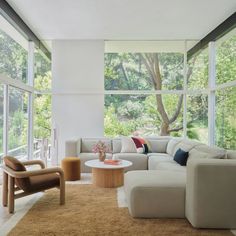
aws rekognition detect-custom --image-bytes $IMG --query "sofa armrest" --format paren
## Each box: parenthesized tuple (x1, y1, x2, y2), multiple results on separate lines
(65, 139, 81, 156)
(186, 158, 236, 228)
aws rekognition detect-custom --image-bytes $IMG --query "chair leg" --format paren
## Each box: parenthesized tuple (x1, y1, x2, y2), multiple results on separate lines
(2, 172, 8, 207)
(60, 179, 65, 205)
(8, 176, 15, 213)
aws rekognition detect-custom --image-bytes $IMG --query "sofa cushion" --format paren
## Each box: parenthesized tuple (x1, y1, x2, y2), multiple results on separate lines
(156, 161, 186, 173)
(81, 138, 112, 153)
(124, 170, 186, 218)
(148, 139, 169, 153)
(148, 154, 173, 170)
(188, 148, 212, 160)
(227, 150, 236, 159)
(112, 138, 121, 153)
(113, 153, 148, 171)
(194, 144, 226, 159)
(174, 148, 189, 166)
(121, 137, 137, 153)
(166, 138, 182, 156)
(172, 139, 200, 156)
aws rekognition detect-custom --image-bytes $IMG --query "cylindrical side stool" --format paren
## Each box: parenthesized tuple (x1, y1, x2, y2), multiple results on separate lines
(61, 157, 81, 181)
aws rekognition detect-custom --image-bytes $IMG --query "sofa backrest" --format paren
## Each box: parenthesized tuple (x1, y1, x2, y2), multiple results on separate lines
(227, 150, 236, 159)
(112, 138, 122, 153)
(188, 144, 226, 161)
(81, 138, 112, 153)
(144, 136, 171, 153)
(112, 136, 171, 154)
(172, 139, 202, 156)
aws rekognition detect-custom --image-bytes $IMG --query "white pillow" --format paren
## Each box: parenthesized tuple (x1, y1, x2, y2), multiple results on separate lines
(121, 137, 137, 153)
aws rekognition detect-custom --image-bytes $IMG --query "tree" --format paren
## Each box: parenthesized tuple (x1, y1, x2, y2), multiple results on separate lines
(140, 53, 183, 135)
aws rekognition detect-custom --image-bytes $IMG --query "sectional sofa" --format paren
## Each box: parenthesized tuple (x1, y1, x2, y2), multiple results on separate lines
(65, 136, 236, 229)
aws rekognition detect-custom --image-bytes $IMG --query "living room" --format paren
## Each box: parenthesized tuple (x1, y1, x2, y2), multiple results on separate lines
(0, 0, 236, 235)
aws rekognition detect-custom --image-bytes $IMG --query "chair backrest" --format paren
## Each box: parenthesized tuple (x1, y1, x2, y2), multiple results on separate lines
(4, 156, 31, 191)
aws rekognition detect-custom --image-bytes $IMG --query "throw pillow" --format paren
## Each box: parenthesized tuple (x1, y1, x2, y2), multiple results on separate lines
(131, 137, 144, 153)
(121, 137, 137, 153)
(136, 137, 152, 153)
(174, 148, 189, 166)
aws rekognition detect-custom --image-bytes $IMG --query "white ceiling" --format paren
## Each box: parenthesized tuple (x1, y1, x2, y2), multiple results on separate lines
(6, 0, 236, 41)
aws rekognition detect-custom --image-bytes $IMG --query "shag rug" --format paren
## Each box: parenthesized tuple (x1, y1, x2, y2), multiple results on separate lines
(9, 185, 233, 236)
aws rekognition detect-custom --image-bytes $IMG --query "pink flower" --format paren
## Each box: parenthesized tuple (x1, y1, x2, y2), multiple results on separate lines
(92, 140, 110, 153)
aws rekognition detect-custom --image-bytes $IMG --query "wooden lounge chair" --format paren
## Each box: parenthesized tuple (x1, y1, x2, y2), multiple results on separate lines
(2, 156, 65, 213)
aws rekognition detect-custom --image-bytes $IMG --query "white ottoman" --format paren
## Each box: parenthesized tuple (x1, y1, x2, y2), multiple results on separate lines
(124, 170, 186, 218)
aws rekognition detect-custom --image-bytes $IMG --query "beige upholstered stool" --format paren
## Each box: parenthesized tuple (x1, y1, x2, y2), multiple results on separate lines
(61, 157, 81, 181)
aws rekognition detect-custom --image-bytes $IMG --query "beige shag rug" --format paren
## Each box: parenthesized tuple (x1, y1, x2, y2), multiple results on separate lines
(9, 185, 233, 236)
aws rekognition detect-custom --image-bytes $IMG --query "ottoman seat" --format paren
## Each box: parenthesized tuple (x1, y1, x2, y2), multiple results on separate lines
(61, 157, 81, 181)
(124, 170, 186, 218)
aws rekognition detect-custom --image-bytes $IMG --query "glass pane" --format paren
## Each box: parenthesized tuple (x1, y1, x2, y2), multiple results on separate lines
(105, 53, 184, 90)
(8, 87, 28, 160)
(105, 94, 183, 137)
(0, 16, 28, 83)
(34, 49, 51, 91)
(34, 94, 51, 159)
(216, 87, 236, 149)
(0, 85, 3, 163)
(216, 29, 236, 85)
(187, 48, 208, 89)
(187, 95, 208, 144)
(34, 49, 51, 160)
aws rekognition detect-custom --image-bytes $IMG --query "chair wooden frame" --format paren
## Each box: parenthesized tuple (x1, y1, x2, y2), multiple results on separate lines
(2, 160, 65, 213)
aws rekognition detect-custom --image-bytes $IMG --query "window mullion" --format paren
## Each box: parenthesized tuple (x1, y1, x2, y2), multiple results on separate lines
(27, 41, 35, 160)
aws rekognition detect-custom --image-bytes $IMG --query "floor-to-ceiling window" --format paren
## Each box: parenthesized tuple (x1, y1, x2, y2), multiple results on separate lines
(104, 34, 236, 149)
(104, 41, 185, 137)
(0, 14, 51, 163)
(215, 28, 236, 149)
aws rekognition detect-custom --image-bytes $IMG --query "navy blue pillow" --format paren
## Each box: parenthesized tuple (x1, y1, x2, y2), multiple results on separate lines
(174, 148, 189, 166)
(143, 144, 148, 154)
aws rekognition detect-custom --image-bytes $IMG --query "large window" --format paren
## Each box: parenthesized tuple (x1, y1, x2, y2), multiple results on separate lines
(0, 14, 51, 163)
(105, 47, 185, 137)
(104, 36, 236, 150)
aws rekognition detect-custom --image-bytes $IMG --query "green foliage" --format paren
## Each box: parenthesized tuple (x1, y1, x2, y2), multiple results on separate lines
(105, 106, 137, 137)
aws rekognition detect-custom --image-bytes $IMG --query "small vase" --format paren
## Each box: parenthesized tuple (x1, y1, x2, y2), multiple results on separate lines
(99, 152, 106, 162)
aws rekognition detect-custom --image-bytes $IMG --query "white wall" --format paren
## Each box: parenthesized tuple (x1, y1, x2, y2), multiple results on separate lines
(52, 40, 104, 160)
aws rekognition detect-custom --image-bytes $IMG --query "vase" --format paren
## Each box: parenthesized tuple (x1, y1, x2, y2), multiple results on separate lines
(99, 152, 106, 162)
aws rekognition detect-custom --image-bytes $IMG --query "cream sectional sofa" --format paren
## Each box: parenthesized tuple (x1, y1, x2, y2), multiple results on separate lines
(65, 136, 236, 229)
(66, 136, 172, 172)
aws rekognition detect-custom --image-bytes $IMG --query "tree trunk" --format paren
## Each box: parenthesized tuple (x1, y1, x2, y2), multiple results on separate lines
(160, 122, 170, 136)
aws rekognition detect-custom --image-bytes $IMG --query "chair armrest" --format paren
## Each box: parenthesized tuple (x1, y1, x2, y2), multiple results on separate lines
(186, 158, 236, 228)
(2, 166, 64, 179)
(22, 160, 45, 169)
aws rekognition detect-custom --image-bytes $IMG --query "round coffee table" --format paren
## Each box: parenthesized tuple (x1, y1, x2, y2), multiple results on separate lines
(85, 159, 132, 188)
